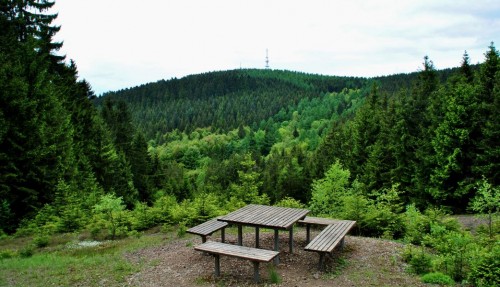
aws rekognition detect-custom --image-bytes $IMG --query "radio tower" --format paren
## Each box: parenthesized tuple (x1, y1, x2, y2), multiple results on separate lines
(265, 49, 270, 69)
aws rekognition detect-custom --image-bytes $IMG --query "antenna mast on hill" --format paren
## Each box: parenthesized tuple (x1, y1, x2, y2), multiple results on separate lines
(265, 49, 270, 69)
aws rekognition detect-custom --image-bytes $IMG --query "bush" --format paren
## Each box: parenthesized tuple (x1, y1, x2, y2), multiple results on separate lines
(469, 245, 500, 287)
(0, 249, 16, 259)
(177, 223, 187, 238)
(274, 197, 305, 208)
(33, 234, 50, 248)
(409, 248, 433, 275)
(18, 245, 34, 258)
(421, 272, 454, 285)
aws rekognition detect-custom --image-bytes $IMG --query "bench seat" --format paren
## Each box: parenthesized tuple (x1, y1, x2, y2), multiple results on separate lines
(195, 241, 279, 283)
(298, 216, 343, 243)
(298, 216, 341, 225)
(304, 220, 356, 270)
(187, 218, 228, 243)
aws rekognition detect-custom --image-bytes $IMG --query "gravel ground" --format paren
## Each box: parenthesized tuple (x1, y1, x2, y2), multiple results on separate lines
(125, 227, 426, 287)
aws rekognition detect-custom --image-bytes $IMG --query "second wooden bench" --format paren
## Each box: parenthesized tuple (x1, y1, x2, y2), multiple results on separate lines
(187, 218, 228, 243)
(304, 220, 356, 270)
(195, 241, 279, 283)
(298, 216, 343, 244)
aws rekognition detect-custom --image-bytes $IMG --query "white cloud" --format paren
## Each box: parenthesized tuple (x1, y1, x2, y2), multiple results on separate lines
(53, 0, 500, 94)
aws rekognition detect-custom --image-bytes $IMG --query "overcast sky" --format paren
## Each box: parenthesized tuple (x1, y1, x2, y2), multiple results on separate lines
(53, 0, 500, 95)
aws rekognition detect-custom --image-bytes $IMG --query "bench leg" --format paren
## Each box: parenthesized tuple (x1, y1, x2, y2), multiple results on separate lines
(253, 261, 260, 283)
(289, 226, 293, 253)
(273, 229, 279, 265)
(306, 224, 311, 244)
(340, 237, 345, 250)
(255, 227, 260, 248)
(238, 225, 243, 246)
(214, 254, 220, 277)
(221, 228, 225, 243)
(318, 253, 325, 271)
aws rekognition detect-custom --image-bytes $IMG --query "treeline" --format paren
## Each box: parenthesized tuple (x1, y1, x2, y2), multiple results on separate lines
(313, 51, 499, 211)
(98, 69, 368, 142)
(0, 1, 150, 232)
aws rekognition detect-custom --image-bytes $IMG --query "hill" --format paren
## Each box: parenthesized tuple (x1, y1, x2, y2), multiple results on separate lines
(96, 69, 369, 141)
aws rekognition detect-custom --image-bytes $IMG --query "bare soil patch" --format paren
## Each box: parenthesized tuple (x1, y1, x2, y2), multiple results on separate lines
(125, 227, 426, 286)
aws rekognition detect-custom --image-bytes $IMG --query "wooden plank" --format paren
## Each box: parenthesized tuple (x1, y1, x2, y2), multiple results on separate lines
(305, 221, 354, 252)
(276, 209, 309, 229)
(187, 219, 228, 236)
(221, 204, 257, 222)
(218, 205, 309, 230)
(307, 223, 344, 252)
(304, 221, 356, 253)
(195, 241, 279, 262)
(298, 216, 342, 226)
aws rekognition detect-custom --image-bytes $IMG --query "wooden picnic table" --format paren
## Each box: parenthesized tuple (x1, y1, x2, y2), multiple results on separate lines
(217, 204, 309, 264)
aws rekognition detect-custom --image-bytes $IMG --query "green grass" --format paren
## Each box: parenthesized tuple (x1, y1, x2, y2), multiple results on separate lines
(0, 233, 165, 287)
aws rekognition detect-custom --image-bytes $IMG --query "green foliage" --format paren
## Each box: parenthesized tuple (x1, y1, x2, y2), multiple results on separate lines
(469, 244, 500, 287)
(424, 227, 473, 281)
(421, 272, 454, 285)
(230, 153, 268, 205)
(177, 223, 187, 238)
(92, 194, 128, 240)
(470, 178, 500, 239)
(32, 233, 50, 248)
(268, 265, 282, 284)
(18, 245, 35, 258)
(407, 247, 433, 275)
(0, 249, 16, 260)
(309, 160, 350, 216)
(274, 197, 305, 209)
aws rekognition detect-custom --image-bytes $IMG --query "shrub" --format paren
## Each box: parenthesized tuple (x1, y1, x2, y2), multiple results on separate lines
(421, 272, 454, 285)
(403, 204, 430, 244)
(0, 249, 16, 259)
(33, 234, 50, 248)
(274, 197, 304, 208)
(409, 248, 432, 275)
(177, 223, 187, 238)
(131, 202, 158, 231)
(19, 245, 34, 258)
(469, 245, 500, 287)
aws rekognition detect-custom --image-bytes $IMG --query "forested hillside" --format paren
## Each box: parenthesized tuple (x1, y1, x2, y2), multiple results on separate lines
(98, 69, 368, 142)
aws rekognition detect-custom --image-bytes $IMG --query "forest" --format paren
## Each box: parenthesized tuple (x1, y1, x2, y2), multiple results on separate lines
(0, 1, 498, 286)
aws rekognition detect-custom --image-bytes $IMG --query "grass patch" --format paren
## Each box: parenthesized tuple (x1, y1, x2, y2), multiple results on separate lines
(268, 265, 282, 284)
(0, 233, 165, 287)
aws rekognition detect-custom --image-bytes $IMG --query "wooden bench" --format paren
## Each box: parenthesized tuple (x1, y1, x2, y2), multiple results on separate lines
(298, 216, 342, 243)
(304, 220, 356, 270)
(195, 241, 279, 283)
(187, 218, 228, 243)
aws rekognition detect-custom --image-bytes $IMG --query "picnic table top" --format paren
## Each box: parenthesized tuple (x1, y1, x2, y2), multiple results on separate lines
(218, 204, 310, 230)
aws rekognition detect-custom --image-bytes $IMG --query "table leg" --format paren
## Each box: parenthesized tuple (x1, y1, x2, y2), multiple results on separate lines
(238, 225, 243, 246)
(221, 228, 225, 243)
(289, 225, 293, 253)
(274, 229, 279, 265)
(255, 227, 260, 248)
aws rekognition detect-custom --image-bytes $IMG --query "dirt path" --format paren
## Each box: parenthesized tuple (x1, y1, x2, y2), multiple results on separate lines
(124, 228, 426, 286)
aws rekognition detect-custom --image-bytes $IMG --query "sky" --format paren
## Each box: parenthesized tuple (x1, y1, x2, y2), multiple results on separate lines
(53, 0, 500, 95)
